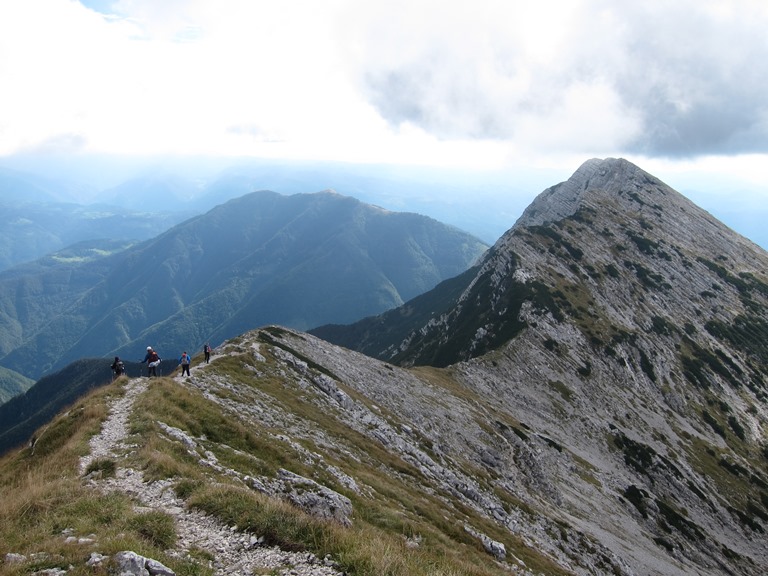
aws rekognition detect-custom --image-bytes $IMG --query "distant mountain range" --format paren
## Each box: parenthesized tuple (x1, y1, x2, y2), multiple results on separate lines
(0, 198, 191, 273)
(1, 159, 766, 575)
(0, 190, 487, 380)
(0, 163, 284, 272)
(0, 155, 560, 247)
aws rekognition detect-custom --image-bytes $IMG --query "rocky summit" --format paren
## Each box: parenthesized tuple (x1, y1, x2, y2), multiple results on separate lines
(1, 158, 766, 576)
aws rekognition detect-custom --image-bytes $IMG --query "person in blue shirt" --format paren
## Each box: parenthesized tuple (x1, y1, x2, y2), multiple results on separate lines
(179, 351, 191, 377)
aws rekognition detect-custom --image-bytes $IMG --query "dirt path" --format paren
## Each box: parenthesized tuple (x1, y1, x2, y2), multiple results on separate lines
(80, 377, 342, 576)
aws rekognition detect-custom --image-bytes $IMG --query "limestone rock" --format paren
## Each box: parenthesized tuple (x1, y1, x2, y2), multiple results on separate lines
(277, 469, 353, 526)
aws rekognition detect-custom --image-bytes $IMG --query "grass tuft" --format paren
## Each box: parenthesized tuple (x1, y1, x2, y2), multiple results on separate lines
(130, 510, 177, 549)
(84, 457, 117, 478)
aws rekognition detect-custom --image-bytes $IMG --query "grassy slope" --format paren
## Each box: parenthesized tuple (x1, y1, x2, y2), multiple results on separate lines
(0, 341, 568, 576)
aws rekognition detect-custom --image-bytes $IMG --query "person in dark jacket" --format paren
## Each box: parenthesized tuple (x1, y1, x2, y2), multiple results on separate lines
(111, 356, 125, 379)
(203, 343, 211, 364)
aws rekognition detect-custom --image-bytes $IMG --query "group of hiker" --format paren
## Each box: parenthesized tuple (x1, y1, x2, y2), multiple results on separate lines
(110, 342, 212, 379)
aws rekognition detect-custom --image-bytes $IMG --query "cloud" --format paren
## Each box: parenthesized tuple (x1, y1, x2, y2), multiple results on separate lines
(607, 2, 768, 157)
(22, 133, 89, 154)
(0, 0, 363, 157)
(2, 0, 768, 164)
(353, 0, 768, 158)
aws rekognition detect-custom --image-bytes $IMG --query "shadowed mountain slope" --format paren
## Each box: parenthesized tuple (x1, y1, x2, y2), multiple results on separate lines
(0, 190, 487, 380)
(0, 358, 143, 454)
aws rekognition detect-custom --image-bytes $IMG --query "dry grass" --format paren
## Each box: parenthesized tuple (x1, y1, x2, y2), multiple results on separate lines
(122, 376, 520, 575)
(0, 381, 205, 576)
(124, 362, 570, 575)
(0, 341, 573, 576)
(185, 482, 503, 576)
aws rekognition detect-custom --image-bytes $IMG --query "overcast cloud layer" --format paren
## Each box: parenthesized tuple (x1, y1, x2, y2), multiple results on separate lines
(358, 0, 768, 158)
(1, 0, 767, 162)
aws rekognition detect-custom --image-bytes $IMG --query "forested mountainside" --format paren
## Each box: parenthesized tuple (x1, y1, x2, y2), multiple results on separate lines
(0, 365, 33, 405)
(0, 189, 486, 380)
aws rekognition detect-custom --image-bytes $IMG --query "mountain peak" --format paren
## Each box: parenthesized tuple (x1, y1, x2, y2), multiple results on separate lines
(514, 157, 657, 227)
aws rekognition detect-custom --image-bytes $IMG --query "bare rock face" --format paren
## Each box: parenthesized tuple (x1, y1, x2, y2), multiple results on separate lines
(114, 551, 175, 576)
(308, 158, 768, 575)
(514, 157, 626, 227)
(277, 469, 353, 526)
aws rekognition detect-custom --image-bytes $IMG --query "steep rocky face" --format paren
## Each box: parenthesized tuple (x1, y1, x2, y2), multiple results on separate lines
(315, 158, 767, 368)
(311, 158, 768, 574)
(236, 322, 766, 575)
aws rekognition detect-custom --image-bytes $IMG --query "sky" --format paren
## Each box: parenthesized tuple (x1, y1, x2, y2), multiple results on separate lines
(1, 0, 767, 246)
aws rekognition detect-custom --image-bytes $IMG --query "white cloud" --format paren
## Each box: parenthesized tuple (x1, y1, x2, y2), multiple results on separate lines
(1, 0, 767, 248)
(1, 0, 768, 172)
(351, 0, 768, 158)
(0, 0, 378, 157)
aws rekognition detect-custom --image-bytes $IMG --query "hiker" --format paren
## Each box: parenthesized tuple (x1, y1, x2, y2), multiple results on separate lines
(141, 346, 161, 377)
(111, 356, 125, 379)
(203, 342, 211, 363)
(179, 351, 191, 376)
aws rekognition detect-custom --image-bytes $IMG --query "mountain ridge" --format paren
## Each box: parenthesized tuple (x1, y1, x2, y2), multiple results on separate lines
(0, 189, 487, 379)
(1, 158, 766, 575)
(5, 317, 763, 575)
(312, 157, 767, 366)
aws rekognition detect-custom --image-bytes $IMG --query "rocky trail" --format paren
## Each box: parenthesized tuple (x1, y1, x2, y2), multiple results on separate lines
(78, 366, 344, 576)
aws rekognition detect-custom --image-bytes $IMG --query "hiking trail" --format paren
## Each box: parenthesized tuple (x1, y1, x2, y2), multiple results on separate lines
(80, 373, 342, 576)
